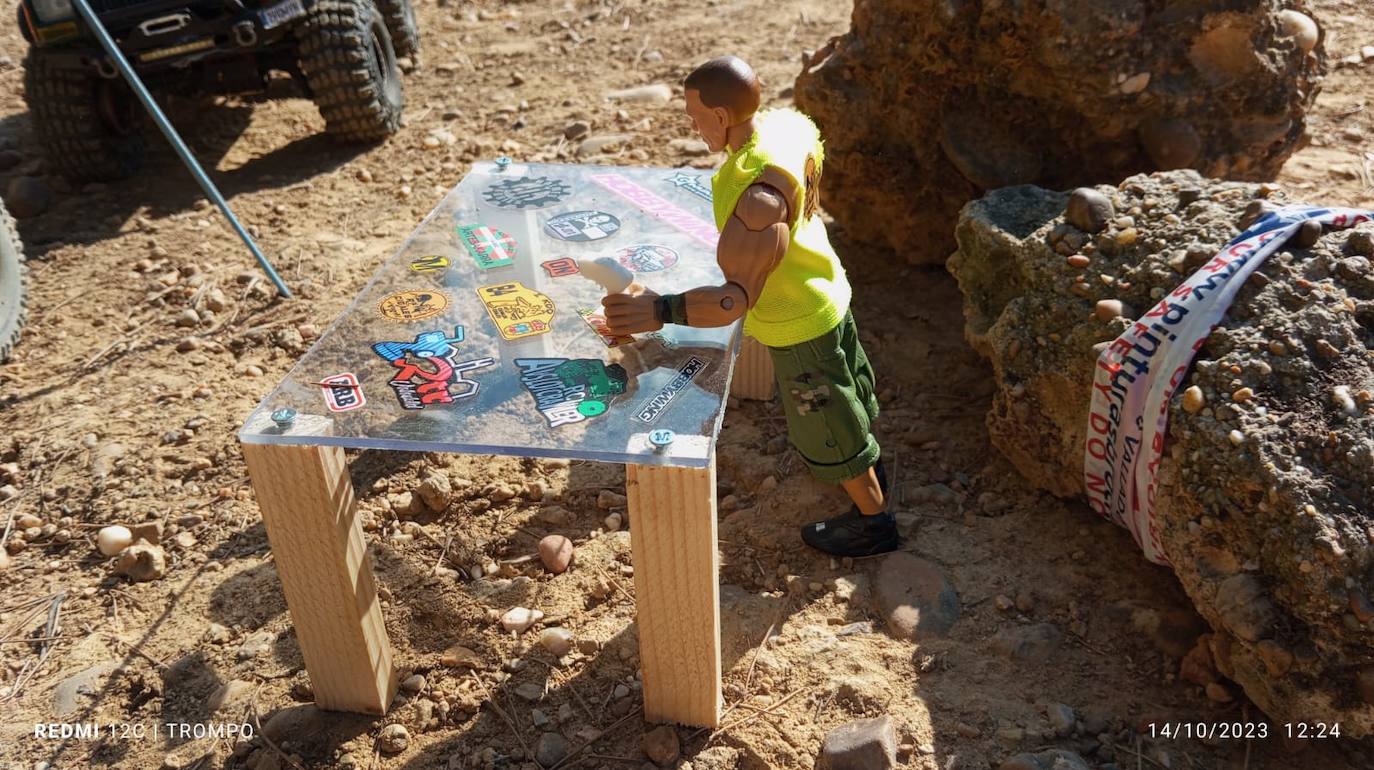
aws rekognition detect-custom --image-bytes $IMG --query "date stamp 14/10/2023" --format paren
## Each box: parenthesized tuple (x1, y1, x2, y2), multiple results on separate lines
(1147, 721, 1343, 740)
(33, 721, 254, 742)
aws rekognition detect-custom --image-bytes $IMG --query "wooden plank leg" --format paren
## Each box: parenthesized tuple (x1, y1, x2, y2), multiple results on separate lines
(241, 442, 398, 715)
(625, 459, 721, 727)
(731, 334, 775, 401)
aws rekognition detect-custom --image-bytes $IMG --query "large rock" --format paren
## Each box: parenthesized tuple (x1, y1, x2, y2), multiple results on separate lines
(795, 1, 1324, 264)
(948, 169, 1374, 734)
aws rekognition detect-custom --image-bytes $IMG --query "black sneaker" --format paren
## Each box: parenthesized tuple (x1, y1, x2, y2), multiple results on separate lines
(800, 509, 899, 558)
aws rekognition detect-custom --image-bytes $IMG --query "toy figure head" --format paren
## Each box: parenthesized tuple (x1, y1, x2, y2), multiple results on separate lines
(684, 56, 761, 153)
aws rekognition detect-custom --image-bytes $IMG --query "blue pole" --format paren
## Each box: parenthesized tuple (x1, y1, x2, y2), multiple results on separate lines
(68, 0, 292, 298)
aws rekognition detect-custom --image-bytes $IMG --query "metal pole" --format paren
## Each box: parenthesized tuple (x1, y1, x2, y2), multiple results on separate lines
(69, 0, 292, 298)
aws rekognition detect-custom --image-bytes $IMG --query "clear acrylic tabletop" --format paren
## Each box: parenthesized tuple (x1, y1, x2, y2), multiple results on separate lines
(238, 160, 739, 468)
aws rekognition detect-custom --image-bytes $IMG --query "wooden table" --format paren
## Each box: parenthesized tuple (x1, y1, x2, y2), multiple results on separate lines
(238, 162, 775, 727)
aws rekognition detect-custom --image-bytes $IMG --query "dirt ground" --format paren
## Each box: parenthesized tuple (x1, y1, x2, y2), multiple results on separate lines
(1, 1, 1372, 769)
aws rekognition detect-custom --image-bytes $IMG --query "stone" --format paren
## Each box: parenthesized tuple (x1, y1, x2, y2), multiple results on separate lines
(502, 607, 544, 633)
(401, 674, 426, 694)
(52, 661, 120, 717)
(1065, 188, 1114, 234)
(539, 627, 574, 657)
(115, 542, 166, 581)
(440, 643, 483, 669)
(128, 521, 164, 545)
(873, 552, 960, 639)
(642, 725, 680, 766)
(668, 138, 711, 157)
(538, 535, 574, 574)
(1094, 299, 1124, 322)
(417, 473, 452, 511)
(991, 624, 1062, 663)
(948, 170, 1374, 736)
(820, 715, 897, 770)
(1291, 219, 1323, 248)
(1276, 10, 1319, 53)
(564, 120, 591, 140)
(515, 682, 545, 702)
(208, 680, 254, 713)
(578, 134, 633, 157)
(997, 750, 1091, 770)
(97, 525, 132, 556)
(1046, 703, 1075, 737)
(606, 84, 673, 105)
(534, 732, 571, 767)
(5, 176, 52, 218)
(597, 489, 627, 509)
(378, 724, 409, 754)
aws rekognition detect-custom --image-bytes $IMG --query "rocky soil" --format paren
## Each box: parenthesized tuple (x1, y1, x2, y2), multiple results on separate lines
(0, 0, 1371, 769)
(948, 169, 1374, 734)
(796, 0, 1328, 265)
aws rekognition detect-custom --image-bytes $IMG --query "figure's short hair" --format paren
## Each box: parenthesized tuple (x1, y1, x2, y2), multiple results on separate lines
(684, 56, 760, 124)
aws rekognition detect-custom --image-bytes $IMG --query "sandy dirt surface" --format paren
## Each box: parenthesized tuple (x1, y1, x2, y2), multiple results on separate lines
(0, 1, 1372, 769)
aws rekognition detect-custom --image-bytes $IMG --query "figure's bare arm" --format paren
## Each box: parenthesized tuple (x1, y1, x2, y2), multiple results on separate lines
(681, 170, 797, 327)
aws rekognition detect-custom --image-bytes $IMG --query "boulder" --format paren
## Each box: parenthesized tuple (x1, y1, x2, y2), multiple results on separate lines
(795, 1, 1324, 264)
(948, 169, 1374, 734)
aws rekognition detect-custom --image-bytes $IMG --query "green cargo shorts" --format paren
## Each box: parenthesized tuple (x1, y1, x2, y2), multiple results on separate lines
(765, 310, 880, 484)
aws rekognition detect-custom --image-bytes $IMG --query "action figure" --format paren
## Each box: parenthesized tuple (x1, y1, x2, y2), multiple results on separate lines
(602, 56, 896, 557)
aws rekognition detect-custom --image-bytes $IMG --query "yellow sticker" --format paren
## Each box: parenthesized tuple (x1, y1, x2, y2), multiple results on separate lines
(408, 254, 452, 273)
(379, 290, 450, 323)
(476, 281, 556, 341)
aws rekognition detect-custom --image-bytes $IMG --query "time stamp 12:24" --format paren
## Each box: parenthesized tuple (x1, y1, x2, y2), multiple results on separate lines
(1148, 721, 1342, 740)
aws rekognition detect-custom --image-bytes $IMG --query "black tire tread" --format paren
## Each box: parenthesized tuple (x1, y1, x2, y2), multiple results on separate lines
(23, 47, 145, 183)
(297, 0, 403, 142)
(380, 0, 419, 62)
(0, 201, 28, 364)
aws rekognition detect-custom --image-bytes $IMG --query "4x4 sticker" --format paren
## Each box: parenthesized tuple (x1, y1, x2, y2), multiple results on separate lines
(616, 244, 678, 273)
(541, 257, 580, 278)
(371, 326, 494, 410)
(544, 210, 621, 242)
(408, 254, 452, 273)
(515, 358, 628, 428)
(634, 356, 707, 423)
(379, 290, 449, 323)
(476, 281, 556, 341)
(666, 171, 712, 202)
(458, 225, 517, 269)
(319, 372, 365, 412)
(576, 307, 634, 347)
(483, 176, 572, 209)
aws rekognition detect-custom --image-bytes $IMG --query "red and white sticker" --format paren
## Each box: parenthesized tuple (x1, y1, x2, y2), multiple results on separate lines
(320, 372, 366, 412)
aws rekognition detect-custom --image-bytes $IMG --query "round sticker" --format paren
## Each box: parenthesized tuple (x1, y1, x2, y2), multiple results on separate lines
(482, 176, 572, 209)
(544, 210, 622, 242)
(578, 400, 608, 417)
(379, 290, 449, 322)
(616, 244, 679, 273)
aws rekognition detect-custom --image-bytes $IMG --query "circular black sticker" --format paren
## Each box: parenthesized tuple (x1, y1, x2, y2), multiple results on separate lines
(543, 210, 622, 242)
(482, 176, 572, 209)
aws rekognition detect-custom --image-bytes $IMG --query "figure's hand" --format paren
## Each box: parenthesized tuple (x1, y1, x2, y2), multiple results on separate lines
(601, 285, 664, 336)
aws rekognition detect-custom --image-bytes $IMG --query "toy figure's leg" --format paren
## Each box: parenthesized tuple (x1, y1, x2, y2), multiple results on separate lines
(730, 334, 775, 400)
(241, 442, 398, 714)
(625, 459, 722, 727)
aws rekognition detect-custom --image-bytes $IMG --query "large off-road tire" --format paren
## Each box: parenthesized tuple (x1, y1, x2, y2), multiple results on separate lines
(380, 0, 419, 65)
(23, 46, 145, 183)
(297, 0, 404, 142)
(0, 200, 27, 364)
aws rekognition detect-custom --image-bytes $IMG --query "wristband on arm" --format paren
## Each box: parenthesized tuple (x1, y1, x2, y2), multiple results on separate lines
(655, 293, 689, 325)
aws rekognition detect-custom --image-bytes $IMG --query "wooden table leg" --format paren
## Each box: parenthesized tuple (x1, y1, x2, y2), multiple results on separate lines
(241, 442, 398, 714)
(625, 458, 721, 727)
(731, 334, 775, 401)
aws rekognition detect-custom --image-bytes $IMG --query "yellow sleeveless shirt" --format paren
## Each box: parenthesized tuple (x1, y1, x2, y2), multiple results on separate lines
(711, 108, 850, 347)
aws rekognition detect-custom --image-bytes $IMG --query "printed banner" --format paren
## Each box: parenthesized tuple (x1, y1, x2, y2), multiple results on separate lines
(1083, 205, 1372, 565)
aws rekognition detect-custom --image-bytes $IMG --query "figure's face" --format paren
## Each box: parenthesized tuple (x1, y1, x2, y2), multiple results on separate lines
(685, 89, 730, 152)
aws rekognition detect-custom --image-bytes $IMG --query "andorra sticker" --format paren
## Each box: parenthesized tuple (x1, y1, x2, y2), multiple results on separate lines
(319, 372, 366, 412)
(515, 358, 629, 428)
(576, 307, 634, 348)
(476, 281, 556, 341)
(408, 254, 452, 273)
(370, 325, 495, 410)
(457, 224, 517, 270)
(616, 244, 679, 273)
(541, 257, 580, 278)
(544, 210, 622, 242)
(666, 171, 712, 202)
(634, 356, 707, 423)
(482, 176, 572, 209)
(379, 290, 450, 323)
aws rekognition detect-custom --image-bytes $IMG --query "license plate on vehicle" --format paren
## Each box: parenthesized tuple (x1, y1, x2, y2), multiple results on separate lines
(259, 0, 305, 29)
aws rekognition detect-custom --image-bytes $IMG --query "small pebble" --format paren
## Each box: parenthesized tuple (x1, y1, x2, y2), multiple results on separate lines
(603, 512, 623, 532)
(378, 724, 409, 754)
(1065, 187, 1114, 233)
(1182, 386, 1205, 414)
(538, 534, 574, 574)
(1228, 430, 1245, 447)
(540, 627, 574, 657)
(1094, 299, 1124, 321)
(97, 525, 133, 556)
(501, 607, 544, 633)
(400, 674, 426, 694)
(1232, 387, 1254, 403)
(1066, 254, 1091, 268)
